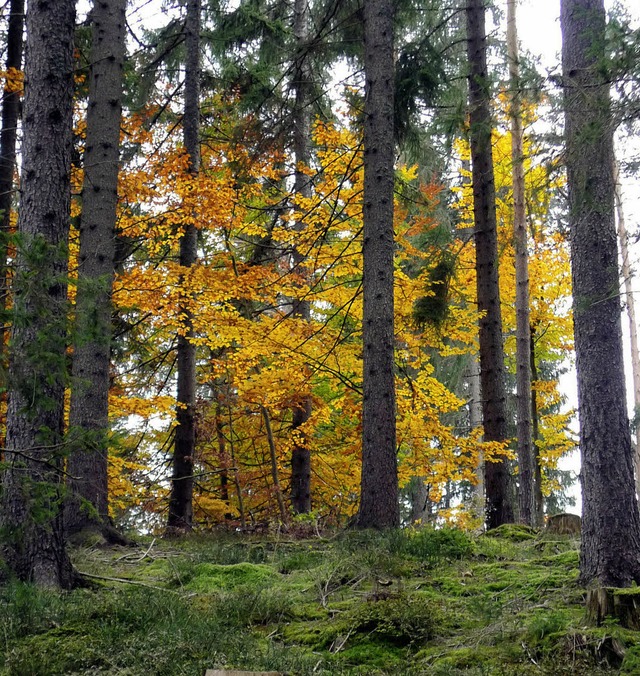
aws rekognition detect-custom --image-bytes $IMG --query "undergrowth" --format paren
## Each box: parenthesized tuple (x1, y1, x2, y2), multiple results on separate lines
(1, 527, 637, 675)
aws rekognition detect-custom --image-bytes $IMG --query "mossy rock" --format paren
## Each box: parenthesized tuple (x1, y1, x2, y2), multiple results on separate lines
(185, 563, 279, 592)
(486, 524, 538, 542)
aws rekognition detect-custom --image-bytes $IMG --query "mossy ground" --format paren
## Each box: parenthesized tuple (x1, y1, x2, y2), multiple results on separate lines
(1, 526, 638, 675)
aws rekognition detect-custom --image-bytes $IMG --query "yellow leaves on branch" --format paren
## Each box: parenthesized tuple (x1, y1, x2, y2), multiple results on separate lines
(1, 67, 23, 94)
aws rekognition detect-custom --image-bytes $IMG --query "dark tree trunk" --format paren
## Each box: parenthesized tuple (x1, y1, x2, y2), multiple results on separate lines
(289, 0, 313, 515)
(167, 0, 200, 532)
(0, 0, 24, 349)
(0, 0, 76, 588)
(356, 0, 399, 529)
(465, 0, 513, 529)
(66, 0, 126, 540)
(561, 0, 640, 588)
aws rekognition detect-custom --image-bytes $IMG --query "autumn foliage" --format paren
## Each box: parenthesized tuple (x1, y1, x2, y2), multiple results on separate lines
(90, 96, 575, 530)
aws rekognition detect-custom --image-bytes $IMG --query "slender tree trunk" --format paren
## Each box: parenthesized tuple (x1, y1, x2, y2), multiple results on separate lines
(561, 0, 640, 588)
(465, 0, 513, 529)
(467, 356, 485, 520)
(66, 0, 126, 541)
(0, 0, 24, 350)
(613, 161, 640, 500)
(507, 0, 535, 526)
(355, 0, 399, 529)
(0, 0, 76, 588)
(167, 0, 200, 532)
(289, 0, 313, 514)
(261, 405, 288, 523)
(530, 328, 544, 523)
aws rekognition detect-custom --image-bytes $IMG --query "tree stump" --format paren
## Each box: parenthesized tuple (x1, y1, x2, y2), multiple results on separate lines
(586, 587, 640, 630)
(546, 513, 581, 535)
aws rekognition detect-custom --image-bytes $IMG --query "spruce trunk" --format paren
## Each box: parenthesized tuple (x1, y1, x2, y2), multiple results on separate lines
(167, 0, 201, 532)
(66, 0, 127, 540)
(0, 0, 76, 588)
(356, 0, 399, 529)
(290, 0, 313, 514)
(0, 0, 24, 351)
(465, 0, 513, 529)
(561, 0, 640, 588)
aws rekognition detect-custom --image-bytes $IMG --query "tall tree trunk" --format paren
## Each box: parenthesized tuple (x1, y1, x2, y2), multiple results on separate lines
(0, 0, 76, 588)
(507, 0, 535, 526)
(167, 0, 200, 532)
(0, 0, 24, 350)
(289, 0, 312, 515)
(561, 0, 640, 588)
(356, 0, 399, 529)
(613, 161, 640, 500)
(465, 0, 513, 529)
(66, 0, 127, 540)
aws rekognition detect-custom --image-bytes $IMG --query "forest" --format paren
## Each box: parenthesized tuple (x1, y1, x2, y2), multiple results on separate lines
(1, 0, 640, 672)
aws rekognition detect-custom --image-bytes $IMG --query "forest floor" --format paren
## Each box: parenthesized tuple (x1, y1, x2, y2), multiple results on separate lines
(1, 524, 639, 675)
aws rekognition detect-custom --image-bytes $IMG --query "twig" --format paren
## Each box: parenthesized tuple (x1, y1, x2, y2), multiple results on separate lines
(78, 571, 174, 593)
(115, 538, 156, 563)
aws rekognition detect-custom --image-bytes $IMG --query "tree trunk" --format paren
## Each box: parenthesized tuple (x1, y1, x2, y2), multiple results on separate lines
(467, 356, 485, 521)
(167, 0, 200, 533)
(0, 0, 76, 588)
(613, 161, 640, 501)
(507, 0, 535, 526)
(561, 0, 640, 587)
(465, 0, 513, 529)
(530, 328, 544, 524)
(289, 0, 313, 515)
(261, 405, 288, 523)
(0, 0, 24, 351)
(356, 0, 399, 529)
(66, 0, 126, 540)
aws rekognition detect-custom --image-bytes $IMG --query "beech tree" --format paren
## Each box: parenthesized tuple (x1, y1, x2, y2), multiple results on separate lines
(561, 0, 640, 590)
(356, 0, 399, 529)
(465, 0, 513, 528)
(0, 0, 76, 587)
(66, 0, 127, 541)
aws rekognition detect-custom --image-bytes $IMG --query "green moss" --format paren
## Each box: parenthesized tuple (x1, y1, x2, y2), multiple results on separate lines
(2, 627, 104, 675)
(184, 562, 278, 592)
(621, 644, 640, 673)
(487, 524, 538, 542)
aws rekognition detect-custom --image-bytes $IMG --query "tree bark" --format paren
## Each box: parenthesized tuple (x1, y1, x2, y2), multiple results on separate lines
(0, 0, 24, 350)
(507, 0, 535, 526)
(289, 0, 313, 515)
(0, 0, 76, 588)
(167, 0, 200, 532)
(66, 0, 127, 540)
(356, 0, 399, 529)
(465, 0, 513, 529)
(561, 0, 640, 587)
(613, 161, 640, 501)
